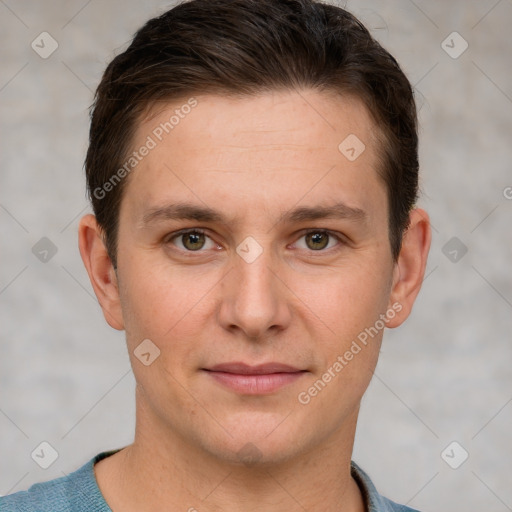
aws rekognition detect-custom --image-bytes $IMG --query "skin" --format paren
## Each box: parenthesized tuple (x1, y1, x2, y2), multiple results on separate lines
(79, 89, 431, 512)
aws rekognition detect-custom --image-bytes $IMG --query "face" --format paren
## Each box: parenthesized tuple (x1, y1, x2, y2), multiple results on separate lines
(100, 90, 402, 464)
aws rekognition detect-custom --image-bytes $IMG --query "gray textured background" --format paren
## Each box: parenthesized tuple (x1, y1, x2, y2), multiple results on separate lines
(1, 0, 511, 510)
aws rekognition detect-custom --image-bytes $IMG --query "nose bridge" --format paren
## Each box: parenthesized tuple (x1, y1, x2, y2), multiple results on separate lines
(237, 247, 276, 298)
(219, 238, 290, 339)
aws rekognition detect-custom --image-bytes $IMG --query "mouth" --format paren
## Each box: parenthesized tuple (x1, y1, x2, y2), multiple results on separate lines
(202, 362, 307, 395)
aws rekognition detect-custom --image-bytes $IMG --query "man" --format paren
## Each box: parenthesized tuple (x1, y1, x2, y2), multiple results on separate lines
(1, 0, 430, 510)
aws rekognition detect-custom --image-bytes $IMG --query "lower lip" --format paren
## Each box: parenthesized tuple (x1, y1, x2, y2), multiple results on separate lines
(205, 371, 305, 394)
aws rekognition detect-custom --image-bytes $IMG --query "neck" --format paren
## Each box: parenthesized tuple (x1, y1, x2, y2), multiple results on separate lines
(95, 393, 366, 512)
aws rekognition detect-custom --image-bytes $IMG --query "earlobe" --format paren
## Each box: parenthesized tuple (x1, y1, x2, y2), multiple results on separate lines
(386, 208, 431, 328)
(78, 214, 125, 330)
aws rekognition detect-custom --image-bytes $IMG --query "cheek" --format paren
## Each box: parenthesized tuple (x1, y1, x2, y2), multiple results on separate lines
(118, 265, 205, 408)
(294, 261, 392, 341)
(117, 258, 217, 366)
(116, 257, 173, 346)
(293, 268, 389, 421)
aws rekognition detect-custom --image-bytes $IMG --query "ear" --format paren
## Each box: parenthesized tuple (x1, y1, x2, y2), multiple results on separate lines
(386, 208, 431, 328)
(78, 214, 124, 330)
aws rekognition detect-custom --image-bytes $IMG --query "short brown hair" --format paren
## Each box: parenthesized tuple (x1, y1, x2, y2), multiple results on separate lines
(85, 0, 418, 267)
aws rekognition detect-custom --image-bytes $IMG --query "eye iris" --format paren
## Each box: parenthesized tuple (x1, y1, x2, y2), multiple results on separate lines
(183, 232, 205, 251)
(306, 232, 329, 250)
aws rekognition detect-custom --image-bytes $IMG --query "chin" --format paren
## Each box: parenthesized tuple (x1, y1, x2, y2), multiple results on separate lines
(193, 410, 316, 467)
(206, 438, 301, 468)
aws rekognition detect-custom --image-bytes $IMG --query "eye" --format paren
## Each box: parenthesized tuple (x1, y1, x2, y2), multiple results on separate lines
(294, 230, 342, 252)
(167, 229, 218, 252)
(165, 228, 344, 254)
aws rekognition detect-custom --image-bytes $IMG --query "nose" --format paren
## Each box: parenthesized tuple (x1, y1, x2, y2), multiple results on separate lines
(217, 244, 292, 341)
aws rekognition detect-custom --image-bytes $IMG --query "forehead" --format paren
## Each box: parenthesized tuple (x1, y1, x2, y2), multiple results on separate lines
(143, 89, 378, 155)
(121, 90, 386, 223)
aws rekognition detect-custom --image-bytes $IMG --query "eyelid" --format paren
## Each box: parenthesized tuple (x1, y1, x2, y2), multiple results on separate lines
(167, 227, 208, 239)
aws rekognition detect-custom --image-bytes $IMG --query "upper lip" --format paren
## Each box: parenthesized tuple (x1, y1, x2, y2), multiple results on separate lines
(205, 362, 304, 375)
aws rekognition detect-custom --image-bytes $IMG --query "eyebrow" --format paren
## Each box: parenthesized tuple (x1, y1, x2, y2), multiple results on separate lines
(140, 201, 367, 228)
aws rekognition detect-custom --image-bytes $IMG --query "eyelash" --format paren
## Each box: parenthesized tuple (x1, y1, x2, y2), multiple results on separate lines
(165, 228, 345, 255)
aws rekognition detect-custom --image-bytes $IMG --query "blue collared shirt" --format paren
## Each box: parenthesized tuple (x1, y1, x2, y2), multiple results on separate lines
(1, 451, 420, 511)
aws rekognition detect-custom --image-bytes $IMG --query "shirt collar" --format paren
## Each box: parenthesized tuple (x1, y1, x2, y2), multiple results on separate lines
(351, 461, 409, 512)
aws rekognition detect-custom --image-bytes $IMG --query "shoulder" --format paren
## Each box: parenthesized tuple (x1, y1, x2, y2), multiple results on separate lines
(0, 452, 114, 512)
(351, 461, 422, 512)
